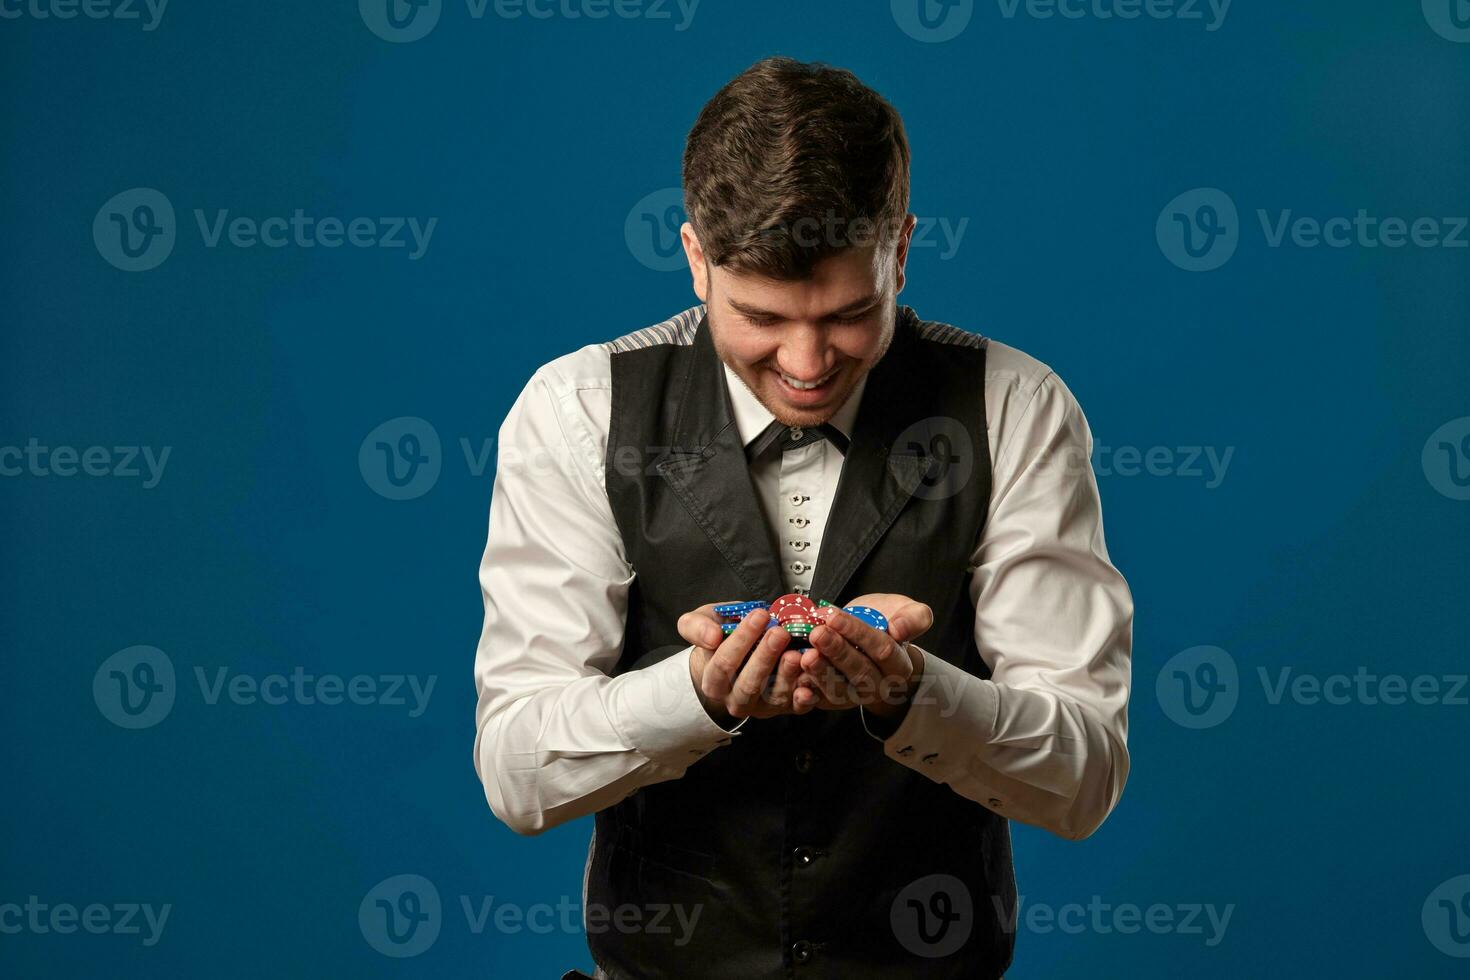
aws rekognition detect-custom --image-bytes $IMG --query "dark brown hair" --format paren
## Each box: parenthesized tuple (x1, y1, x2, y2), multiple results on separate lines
(681, 57, 911, 281)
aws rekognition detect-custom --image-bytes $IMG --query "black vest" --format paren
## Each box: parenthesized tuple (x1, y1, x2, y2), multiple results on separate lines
(588, 304, 1015, 979)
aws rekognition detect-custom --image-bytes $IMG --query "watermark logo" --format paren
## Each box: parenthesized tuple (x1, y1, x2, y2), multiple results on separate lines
(363, 0, 697, 39)
(359, 877, 703, 953)
(360, 0, 442, 41)
(891, 874, 973, 957)
(354, 425, 584, 495)
(94, 190, 437, 269)
(0, 0, 169, 30)
(93, 646, 176, 730)
(892, 0, 973, 42)
(890, 417, 975, 501)
(94, 650, 436, 727)
(94, 188, 176, 272)
(625, 187, 687, 272)
(1156, 645, 1238, 729)
(897, 0, 1231, 37)
(1424, 875, 1470, 958)
(759, 211, 969, 261)
(1422, 416, 1470, 501)
(1157, 188, 1239, 272)
(360, 874, 442, 958)
(1160, 648, 1469, 729)
(1161, 189, 1468, 271)
(360, 416, 442, 500)
(1423, 0, 1470, 43)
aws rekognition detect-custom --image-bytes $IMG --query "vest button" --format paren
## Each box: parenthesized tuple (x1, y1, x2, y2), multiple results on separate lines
(791, 940, 813, 964)
(794, 749, 814, 773)
(793, 846, 814, 866)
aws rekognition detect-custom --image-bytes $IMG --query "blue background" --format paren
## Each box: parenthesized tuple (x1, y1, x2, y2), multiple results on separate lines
(3, 0, 1469, 976)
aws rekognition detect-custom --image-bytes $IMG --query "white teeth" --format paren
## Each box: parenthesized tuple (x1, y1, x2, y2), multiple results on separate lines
(780, 369, 834, 391)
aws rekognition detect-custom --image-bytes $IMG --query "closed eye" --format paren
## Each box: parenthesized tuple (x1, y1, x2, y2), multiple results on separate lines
(744, 310, 874, 327)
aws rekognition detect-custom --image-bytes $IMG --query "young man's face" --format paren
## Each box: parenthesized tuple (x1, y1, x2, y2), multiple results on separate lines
(681, 215, 917, 428)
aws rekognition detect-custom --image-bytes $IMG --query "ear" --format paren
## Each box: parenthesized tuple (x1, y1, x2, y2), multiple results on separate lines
(681, 222, 710, 302)
(893, 213, 918, 294)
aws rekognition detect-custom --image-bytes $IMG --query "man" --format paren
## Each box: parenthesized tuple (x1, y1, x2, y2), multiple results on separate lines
(474, 57, 1132, 979)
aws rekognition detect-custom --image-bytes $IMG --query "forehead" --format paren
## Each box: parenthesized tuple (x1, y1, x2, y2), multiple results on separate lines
(713, 244, 890, 317)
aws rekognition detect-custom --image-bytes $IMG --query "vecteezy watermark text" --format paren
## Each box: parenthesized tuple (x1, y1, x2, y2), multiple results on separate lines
(0, 897, 171, 947)
(93, 646, 438, 729)
(892, 0, 1230, 43)
(94, 188, 437, 272)
(194, 667, 436, 717)
(360, 0, 700, 42)
(754, 210, 970, 261)
(358, 874, 704, 958)
(996, 894, 1234, 947)
(0, 0, 168, 30)
(995, 0, 1230, 30)
(1158, 645, 1469, 729)
(1158, 188, 1468, 271)
(1, 440, 171, 488)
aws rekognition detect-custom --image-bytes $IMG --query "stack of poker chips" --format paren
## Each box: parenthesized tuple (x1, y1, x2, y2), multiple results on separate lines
(715, 594, 890, 650)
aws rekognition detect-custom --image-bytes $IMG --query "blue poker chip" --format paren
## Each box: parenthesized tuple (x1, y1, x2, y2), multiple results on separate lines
(721, 618, 778, 635)
(714, 600, 770, 622)
(841, 605, 889, 632)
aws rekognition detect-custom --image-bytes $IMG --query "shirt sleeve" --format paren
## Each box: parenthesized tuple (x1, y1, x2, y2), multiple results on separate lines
(857, 368, 1133, 841)
(473, 362, 747, 837)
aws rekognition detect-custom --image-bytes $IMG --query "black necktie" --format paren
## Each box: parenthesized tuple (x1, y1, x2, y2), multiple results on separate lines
(745, 419, 850, 465)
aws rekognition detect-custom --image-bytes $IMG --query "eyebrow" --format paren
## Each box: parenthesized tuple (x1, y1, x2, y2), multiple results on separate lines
(727, 293, 882, 320)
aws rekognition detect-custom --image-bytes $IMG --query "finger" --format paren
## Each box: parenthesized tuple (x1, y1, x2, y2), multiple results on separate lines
(766, 650, 804, 709)
(797, 661, 858, 710)
(825, 609, 912, 681)
(702, 608, 771, 700)
(812, 615, 890, 699)
(678, 602, 728, 651)
(796, 647, 846, 696)
(792, 674, 822, 713)
(792, 662, 831, 712)
(728, 624, 788, 717)
(815, 670, 859, 709)
(887, 600, 934, 644)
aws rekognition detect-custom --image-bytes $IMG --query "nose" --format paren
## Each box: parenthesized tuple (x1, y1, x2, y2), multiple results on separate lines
(776, 327, 833, 381)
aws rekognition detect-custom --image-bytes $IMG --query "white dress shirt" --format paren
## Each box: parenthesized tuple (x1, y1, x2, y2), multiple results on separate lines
(473, 304, 1133, 842)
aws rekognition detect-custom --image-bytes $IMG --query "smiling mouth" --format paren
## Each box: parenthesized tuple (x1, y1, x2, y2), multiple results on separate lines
(775, 366, 839, 392)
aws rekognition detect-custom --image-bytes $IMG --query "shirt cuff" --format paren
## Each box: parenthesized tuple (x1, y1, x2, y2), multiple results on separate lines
(859, 645, 999, 781)
(608, 645, 748, 769)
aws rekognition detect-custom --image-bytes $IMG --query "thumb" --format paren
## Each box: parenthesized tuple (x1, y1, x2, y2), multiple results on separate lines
(888, 602, 933, 643)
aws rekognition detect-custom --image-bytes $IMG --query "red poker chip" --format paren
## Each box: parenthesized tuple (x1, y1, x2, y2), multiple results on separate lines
(807, 606, 834, 624)
(769, 593, 817, 624)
